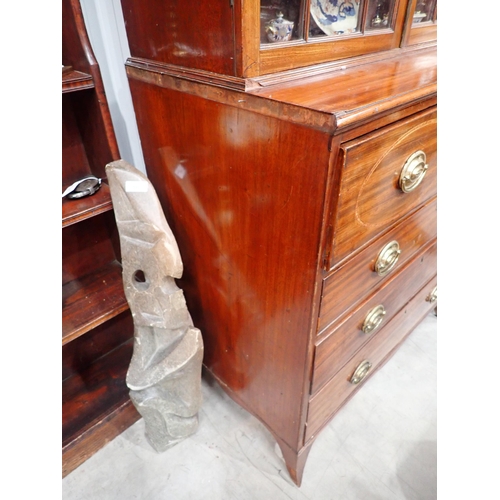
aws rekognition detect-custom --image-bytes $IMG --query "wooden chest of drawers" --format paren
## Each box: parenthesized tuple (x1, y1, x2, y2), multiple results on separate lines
(124, 46, 437, 486)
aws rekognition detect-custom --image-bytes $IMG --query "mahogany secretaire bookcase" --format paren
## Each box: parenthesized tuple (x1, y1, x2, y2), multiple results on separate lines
(119, 0, 437, 485)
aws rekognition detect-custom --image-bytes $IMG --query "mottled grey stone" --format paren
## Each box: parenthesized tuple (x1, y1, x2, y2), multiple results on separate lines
(106, 159, 204, 452)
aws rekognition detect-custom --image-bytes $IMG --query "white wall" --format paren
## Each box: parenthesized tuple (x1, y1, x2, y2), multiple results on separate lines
(79, 0, 147, 174)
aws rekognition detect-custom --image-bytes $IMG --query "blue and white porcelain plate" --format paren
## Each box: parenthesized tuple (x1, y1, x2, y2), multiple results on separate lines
(310, 0, 360, 36)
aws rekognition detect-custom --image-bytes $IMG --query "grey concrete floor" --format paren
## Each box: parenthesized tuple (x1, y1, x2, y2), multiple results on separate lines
(62, 312, 437, 500)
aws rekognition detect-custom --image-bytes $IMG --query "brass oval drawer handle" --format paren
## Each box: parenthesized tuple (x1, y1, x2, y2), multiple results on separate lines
(426, 286, 437, 303)
(362, 304, 386, 334)
(375, 240, 401, 276)
(399, 150, 428, 193)
(350, 360, 372, 384)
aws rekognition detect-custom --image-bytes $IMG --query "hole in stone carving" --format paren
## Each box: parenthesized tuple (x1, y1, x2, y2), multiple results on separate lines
(133, 270, 149, 290)
(134, 270, 146, 282)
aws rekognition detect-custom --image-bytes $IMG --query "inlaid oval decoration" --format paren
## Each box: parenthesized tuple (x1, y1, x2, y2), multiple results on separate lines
(354, 119, 437, 228)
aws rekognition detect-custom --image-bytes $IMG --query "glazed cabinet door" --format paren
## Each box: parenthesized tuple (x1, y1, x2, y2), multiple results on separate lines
(401, 0, 437, 46)
(261, 0, 403, 44)
(252, 0, 411, 75)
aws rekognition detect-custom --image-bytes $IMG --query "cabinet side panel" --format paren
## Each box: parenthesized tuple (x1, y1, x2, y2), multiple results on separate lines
(128, 77, 331, 448)
(120, 0, 236, 76)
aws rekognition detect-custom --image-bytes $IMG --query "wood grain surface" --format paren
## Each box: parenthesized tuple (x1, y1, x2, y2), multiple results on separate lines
(126, 46, 437, 136)
(127, 77, 334, 452)
(320, 198, 437, 330)
(306, 273, 437, 442)
(313, 240, 436, 394)
(120, 0, 236, 75)
(332, 107, 437, 263)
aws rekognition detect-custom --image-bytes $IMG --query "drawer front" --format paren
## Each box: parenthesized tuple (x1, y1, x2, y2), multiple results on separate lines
(312, 240, 436, 394)
(331, 107, 437, 265)
(319, 198, 436, 333)
(305, 275, 437, 442)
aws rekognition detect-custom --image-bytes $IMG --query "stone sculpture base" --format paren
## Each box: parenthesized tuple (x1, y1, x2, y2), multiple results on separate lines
(128, 326, 203, 451)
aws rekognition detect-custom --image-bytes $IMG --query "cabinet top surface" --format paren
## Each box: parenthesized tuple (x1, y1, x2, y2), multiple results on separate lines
(248, 46, 436, 130)
(126, 44, 436, 134)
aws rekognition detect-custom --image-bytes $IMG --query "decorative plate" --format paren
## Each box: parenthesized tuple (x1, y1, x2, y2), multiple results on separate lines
(310, 0, 360, 36)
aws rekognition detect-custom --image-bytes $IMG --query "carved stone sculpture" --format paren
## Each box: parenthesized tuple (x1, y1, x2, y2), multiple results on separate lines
(106, 159, 204, 451)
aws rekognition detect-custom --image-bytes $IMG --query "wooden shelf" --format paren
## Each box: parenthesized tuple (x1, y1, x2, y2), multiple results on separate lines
(62, 260, 129, 345)
(62, 182, 113, 227)
(62, 338, 133, 445)
(62, 69, 94, 93)
(62, 399, 139, 477)
(62, 338, 140, 477)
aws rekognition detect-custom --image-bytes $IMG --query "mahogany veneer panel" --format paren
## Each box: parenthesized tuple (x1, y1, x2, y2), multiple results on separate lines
(306, 275, 437, 442)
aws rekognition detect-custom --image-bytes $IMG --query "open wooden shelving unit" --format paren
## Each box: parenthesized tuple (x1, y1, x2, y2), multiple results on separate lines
(62, 0, 139, 478)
